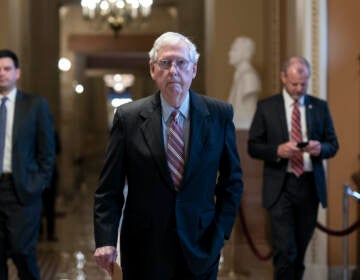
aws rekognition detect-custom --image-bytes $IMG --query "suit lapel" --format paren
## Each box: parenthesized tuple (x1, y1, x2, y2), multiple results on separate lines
(276, 94, 289, 141)
(140, 93, 173, 188)
(182, 91, 210, 187)
(304, 94, 313, 139)
(12, 90, 25, 146)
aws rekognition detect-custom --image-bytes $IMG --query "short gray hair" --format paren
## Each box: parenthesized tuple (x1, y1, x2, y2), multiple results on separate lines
(282, 56, 311, 76)
(149, 32, 200, 63)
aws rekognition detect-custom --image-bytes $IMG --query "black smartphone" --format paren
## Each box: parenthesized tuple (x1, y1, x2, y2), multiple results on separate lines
(297, 142, 309, 148)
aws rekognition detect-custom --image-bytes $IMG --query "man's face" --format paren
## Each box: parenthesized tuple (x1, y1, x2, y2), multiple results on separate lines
(0, 57, 20, 95)
(281, 64, 310, 100)
(149, 43, 197, 108)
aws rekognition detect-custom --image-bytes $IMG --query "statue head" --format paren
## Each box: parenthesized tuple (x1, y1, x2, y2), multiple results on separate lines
(228, 36, 255, 66)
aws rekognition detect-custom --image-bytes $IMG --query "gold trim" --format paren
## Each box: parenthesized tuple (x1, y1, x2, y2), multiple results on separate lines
(311, 0, 320, 97)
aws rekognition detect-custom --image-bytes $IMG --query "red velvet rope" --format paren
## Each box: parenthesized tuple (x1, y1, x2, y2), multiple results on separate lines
(238, 206, 360, 261)
(238, 205, 272, 261)
(316, 220, 360, 236)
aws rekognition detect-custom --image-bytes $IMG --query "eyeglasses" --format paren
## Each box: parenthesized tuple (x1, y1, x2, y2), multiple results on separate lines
(155, 59, 192, 71)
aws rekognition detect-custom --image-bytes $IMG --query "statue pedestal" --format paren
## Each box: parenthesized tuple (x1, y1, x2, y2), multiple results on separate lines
(219, 130, 273, 279)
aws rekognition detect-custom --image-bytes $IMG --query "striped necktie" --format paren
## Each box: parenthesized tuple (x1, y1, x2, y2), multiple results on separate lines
(0, 97, 8, 174)
(290, 100, 304, 176)
(167, 110, 185, 191)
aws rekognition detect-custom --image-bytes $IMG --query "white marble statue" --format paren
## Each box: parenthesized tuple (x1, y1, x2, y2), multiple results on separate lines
(228, 36, 261, 130)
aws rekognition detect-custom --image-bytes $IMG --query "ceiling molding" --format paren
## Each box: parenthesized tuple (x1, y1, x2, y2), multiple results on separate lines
(68, 34, 159, 53)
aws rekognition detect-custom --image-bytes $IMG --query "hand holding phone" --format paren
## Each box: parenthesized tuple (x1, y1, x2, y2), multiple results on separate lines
(297, 142, 309, 148)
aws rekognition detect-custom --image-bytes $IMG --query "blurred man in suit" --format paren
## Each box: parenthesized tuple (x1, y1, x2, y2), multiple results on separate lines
(248, 56, 339, 279)
(0, 49, 55, 279)
(94, 32, 244, 280)
(40, 131, 61, 242)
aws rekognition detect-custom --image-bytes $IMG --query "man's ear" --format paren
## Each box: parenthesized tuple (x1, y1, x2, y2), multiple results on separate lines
(191, 63, 197, 79)
(280, 71, 286, 84)
(149, 62, 155, 79)
(16, 68, 21, 80)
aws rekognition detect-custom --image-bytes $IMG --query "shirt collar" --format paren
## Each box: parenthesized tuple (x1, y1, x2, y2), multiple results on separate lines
(0, 88, 17, 103)
(282, 88, 305, 107)
(160, 92, 190, 122)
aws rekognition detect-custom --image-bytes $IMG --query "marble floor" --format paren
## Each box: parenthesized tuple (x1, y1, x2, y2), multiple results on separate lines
(8, 182, 110, 279)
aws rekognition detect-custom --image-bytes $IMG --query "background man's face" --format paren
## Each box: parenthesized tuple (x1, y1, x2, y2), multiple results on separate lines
(281, 65, 309, 100)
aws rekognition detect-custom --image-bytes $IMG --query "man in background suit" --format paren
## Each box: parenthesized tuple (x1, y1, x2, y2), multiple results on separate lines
(0, 49, 55, 279)
(94, 32, 244, 280)
(248, 56, 339, 279)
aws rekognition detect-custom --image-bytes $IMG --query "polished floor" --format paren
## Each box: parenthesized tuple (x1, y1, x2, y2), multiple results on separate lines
(8, 184, 110, 279)
(7, 162, 271, 280)
(7, 158, 111, 280)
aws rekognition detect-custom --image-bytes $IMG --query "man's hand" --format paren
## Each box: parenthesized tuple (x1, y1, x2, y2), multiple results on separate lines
(303, 140, 321, 156)
(277, 141, 302, 159)
(94, 246, 118, 275)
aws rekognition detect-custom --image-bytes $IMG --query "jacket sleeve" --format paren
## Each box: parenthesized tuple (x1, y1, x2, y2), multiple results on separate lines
(318, 102, 339, 159)
(215, 105, 244, 240)
(94, 110, 126, 248)
(248, 102, 280, 163)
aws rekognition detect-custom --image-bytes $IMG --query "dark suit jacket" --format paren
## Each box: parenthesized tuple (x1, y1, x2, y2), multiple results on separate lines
(248, 93, 339, 209)
(94, 91, 243, 275)
(11, 90, 55, 205)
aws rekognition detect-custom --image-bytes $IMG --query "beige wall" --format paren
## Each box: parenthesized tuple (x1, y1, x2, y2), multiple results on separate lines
(0, 1, 9, 46)
(328, 0, 360, 267)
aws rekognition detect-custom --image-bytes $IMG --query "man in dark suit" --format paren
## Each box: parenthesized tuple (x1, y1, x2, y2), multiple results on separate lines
(0, 49, 55, 279)
(248, 56, 339, 279)
(94, 32, 244, 280)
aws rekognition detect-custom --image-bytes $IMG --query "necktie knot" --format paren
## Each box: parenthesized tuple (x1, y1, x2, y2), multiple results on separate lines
(293, 100, 300, 111)
(171, 110, 180, 124)
(1, 97, 8, 106)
